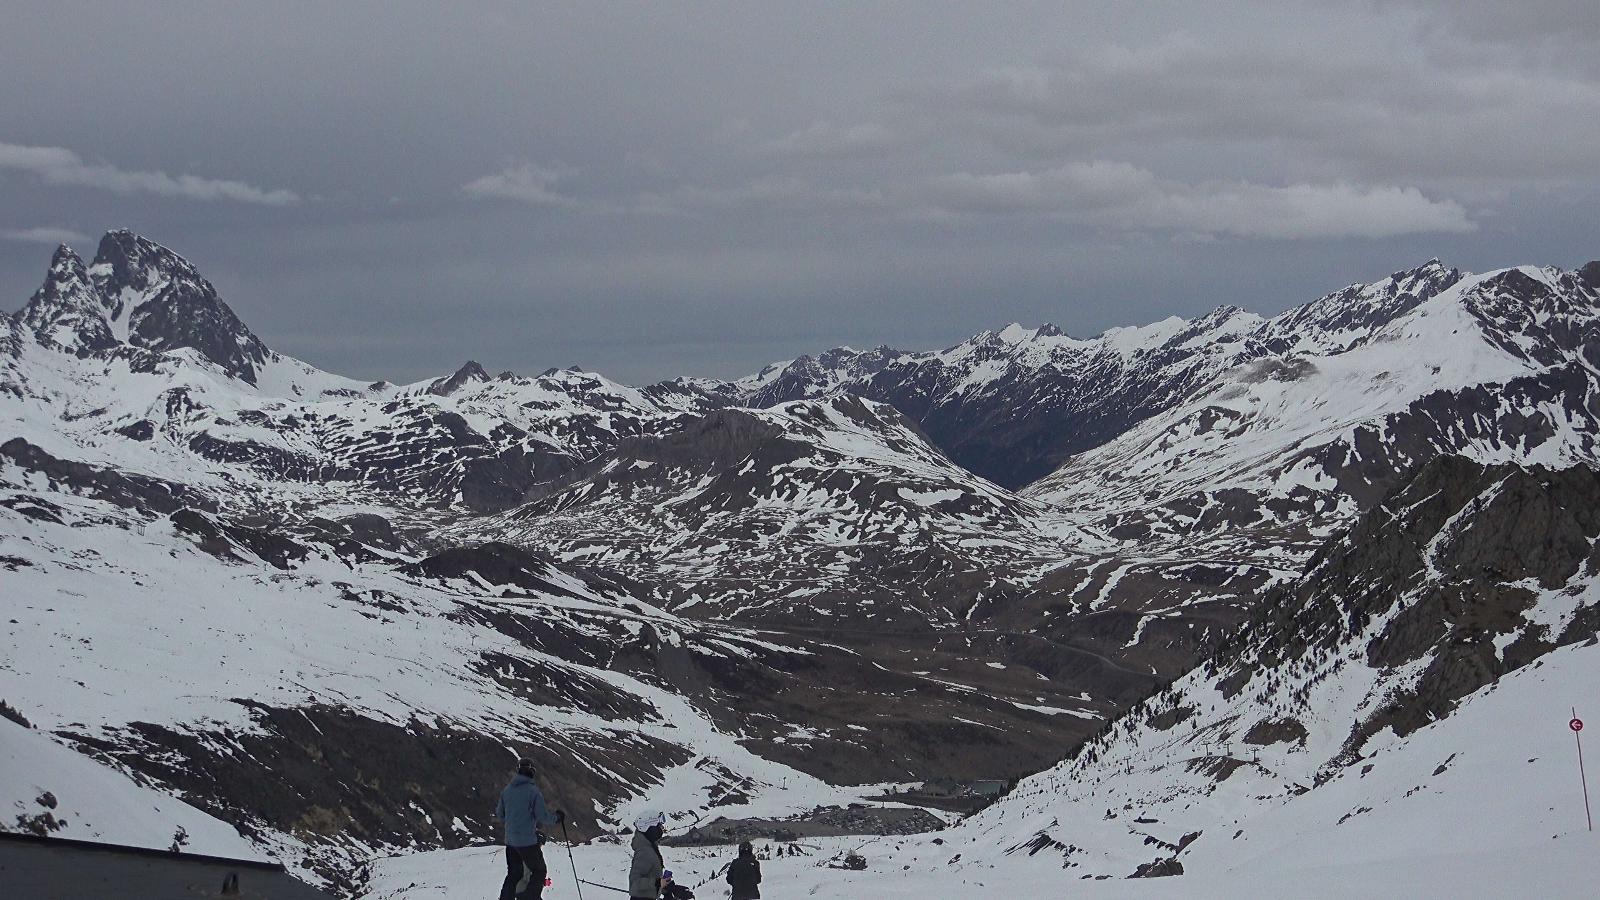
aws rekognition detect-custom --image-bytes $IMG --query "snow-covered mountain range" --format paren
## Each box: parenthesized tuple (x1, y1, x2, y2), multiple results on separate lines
(4, 230, 1599, 895)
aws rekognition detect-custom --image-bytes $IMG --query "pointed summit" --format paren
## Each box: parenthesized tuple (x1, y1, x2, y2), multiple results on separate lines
(90, 229, 204, 315)
(87, 230, 273, 384)
(1579, 260, 1600, 291)
(15, 244, 117, 354)
(1258, 256, 1465, 355)
(428, 360, 492, 396)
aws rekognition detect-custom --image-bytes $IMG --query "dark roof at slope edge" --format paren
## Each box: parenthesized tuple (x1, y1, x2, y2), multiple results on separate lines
(0, 831, 332, 899)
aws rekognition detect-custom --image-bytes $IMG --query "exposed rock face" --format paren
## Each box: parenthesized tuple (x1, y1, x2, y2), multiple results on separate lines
(15, 245, 117, 354)
(1580, 260, 1600, 290)
(1131, 857, 1184, 878)
(490, 394, 1054, 628)
(90, 230, 274, 383)
(930, 454, 1600, 880)
(1, 437, 217, 514)
(1231, 456, 1600, 752)
(746, 345, 902, 407)
(427, 360, 492, 396)
(7, 233, 1600, 888)
(736, 262, 1465, 488)
(9, 230, 275, 381)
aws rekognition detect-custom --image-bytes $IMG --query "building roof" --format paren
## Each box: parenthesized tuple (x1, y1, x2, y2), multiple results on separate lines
(0, 831, 332, 899)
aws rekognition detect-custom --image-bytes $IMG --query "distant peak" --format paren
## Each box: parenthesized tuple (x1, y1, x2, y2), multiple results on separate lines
(428, 360, 491, 396)
(41, 244, 92, 290)
(997, 323, 1033, 343)
(91, 229, 201, 296)
(97, 228, 164, 255)
(35, 243, 92, 290)
(1389, 257, 1455, 283)
(16, 241, 116, 353)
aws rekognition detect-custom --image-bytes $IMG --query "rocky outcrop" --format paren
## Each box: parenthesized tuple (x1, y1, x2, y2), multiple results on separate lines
(1, 438, 216, 515)
(1210, 455, 1600, 758)
(427, 361, 492, 397)
(91, 230, 274, 383)
(15, 245, 117, 355)
(740, 262, 1465, 488)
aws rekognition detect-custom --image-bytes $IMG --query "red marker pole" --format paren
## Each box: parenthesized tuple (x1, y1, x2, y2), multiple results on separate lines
(1573, 708, 1592, 832)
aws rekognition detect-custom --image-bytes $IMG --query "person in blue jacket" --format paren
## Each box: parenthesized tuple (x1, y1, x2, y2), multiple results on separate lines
(495, 758, 564, 900)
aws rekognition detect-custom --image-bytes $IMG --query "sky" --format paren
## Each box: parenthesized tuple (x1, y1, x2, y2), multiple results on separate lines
(2, 0, 1598, 384)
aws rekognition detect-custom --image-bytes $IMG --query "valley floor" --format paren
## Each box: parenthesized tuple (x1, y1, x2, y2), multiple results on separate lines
(366, 638, 1600, 898)
(362, 832, 1599, 899)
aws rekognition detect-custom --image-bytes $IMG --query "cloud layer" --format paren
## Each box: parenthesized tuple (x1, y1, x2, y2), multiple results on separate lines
(924, 163, 1473, 239)
(0, 142, 299, 206)
(1, 1, 1596, 383)
(461, 164, 581, 209)
(1, 226, 90, 245)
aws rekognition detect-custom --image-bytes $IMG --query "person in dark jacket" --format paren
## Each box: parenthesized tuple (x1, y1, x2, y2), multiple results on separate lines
(629, 811, 667, 899)
(726, 841, 761, 899)
(495, 758, 564, 900)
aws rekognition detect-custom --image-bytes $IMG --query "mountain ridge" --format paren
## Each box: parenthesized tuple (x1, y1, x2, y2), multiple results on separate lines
(6, 229, 1600, 892)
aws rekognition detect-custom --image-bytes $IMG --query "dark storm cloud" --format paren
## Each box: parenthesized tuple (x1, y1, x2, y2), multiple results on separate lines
(1, 1, 1596, 384)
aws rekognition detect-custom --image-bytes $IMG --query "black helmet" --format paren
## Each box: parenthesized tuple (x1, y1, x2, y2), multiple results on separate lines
(517, 758, 536, 776)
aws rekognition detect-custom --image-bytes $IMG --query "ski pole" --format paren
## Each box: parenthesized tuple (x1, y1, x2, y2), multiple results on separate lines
(561, 818, 588, 900)
(576, 878, 630, 895)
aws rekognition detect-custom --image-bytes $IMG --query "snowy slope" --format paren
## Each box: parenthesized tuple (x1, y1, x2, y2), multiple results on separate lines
(0, 461, 908, 884)
(1029, 264, 1599, 516)
(1, 717, 263, 859)
(727, 261, 1467, 488)
(2, 280, 1097, 891)
(464, 394, 1075, 627)
(824, 456, 1600, 887)
(8, 230, 1600, 896)
(363, 634, 1600, 897)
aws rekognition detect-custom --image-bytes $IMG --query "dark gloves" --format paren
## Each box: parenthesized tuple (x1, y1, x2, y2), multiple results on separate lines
(554, 809, 566, 824)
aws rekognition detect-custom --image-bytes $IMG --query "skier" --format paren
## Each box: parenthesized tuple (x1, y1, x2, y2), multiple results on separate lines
(629, 810, 667, 900)
(495, 758, 565, 900)
(726, 841, 761, 900)
(660, 869, 695, 899)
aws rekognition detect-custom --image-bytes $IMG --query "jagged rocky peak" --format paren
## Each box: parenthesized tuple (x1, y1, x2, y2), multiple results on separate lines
(1209, 454, 1600, 750)
(428, 360, 492, 396)
(1449, 262, 1600, 368)
(1581, 260, 1600, 290)
(746, 344, 904, 407)
(89, 229, 204, 314)
(15, 244, 117, 354)
(7, 228, 277, 383)
(1262, 257, 1464, 349)
(90, 229, 274, 384)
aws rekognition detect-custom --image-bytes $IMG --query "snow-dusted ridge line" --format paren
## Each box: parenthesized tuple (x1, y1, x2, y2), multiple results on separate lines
(7, 230, 1600, 894)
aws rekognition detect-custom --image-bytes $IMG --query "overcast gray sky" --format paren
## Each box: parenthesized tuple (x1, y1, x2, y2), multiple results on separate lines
(3, 0, 1597, 383)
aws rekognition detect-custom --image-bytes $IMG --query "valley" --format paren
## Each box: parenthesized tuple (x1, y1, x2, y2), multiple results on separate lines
(4, 231, 1600, 895)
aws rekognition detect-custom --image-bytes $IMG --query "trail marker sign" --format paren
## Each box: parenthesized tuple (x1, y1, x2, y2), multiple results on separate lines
(1573, 718, 1584, 732)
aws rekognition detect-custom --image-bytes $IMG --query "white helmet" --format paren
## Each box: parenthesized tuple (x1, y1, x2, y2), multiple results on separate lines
(634, 810, 666, 830)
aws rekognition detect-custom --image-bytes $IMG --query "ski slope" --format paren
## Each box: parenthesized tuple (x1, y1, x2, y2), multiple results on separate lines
(364, 639, 1600, 898)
